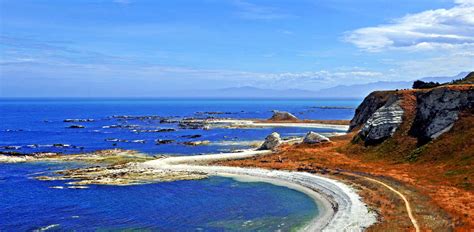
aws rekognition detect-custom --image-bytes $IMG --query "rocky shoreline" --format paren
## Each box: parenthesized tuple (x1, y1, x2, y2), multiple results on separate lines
(1, 126, 378, 231)
(137, 146, 376, 232)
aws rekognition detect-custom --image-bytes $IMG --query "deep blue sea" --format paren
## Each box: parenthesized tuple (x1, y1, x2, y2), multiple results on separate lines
(0, 98, 359, 231)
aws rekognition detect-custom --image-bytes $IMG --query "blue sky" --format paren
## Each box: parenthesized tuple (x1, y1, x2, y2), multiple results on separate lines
(1, 0, 473, 97)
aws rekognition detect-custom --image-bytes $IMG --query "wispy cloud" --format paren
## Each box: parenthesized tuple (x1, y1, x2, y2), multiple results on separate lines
(233, 0, 292, 20)
(277, 29, 294, 35)
(345, 0, 474, 52)
(0, 35, 131, 65)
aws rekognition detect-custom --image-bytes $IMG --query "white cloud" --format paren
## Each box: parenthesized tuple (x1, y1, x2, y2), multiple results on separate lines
(345, 0, 474, 51)
(455, 0, 474, 6)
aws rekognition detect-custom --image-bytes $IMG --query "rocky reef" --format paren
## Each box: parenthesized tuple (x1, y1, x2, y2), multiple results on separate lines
(0, 149, 207, 186)
(0, 149, 153, 164)
(36, 162, 207, 186)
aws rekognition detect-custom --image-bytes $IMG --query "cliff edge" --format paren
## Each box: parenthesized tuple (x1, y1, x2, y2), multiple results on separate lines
(347, 72, 474, 165)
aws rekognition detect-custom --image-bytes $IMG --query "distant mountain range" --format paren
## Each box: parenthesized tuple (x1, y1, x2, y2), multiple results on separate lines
(195, 72, 470, 99)
(189, 86, 316, 98)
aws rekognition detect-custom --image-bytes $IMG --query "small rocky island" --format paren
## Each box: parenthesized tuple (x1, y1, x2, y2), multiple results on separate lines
(269, 110, 298, 121)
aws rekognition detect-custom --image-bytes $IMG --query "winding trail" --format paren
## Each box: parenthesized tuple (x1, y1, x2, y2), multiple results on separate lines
(341, 171, 420, 231)
(362, 176, 420, 232)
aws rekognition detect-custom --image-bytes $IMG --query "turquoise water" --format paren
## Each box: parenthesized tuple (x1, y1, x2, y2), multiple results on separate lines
(0, 98, 359, 230)
(0, 162, 318, 231)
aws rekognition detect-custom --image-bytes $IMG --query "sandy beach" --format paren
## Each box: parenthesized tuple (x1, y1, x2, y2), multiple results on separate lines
(140, 149, 376, 231)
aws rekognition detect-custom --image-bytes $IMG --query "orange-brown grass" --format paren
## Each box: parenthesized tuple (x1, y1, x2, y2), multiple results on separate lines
(215, 112, 474, 230)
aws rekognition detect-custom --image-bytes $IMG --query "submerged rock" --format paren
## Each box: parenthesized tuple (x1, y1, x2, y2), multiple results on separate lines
(159, 118, 179, 124)
(67, 125, 85, 129)
(4, 129, 24, 132)
(269, 111, 298, 121)
(1, 146, 22, 150)
(259, 132, 282, 151)
(105, 138, 130, 143)
(131, 128, 176, 133)
(64, 119, 94, 122)
(68, 186, 89, 189)
(102, 124, 140, 129)
(53, 143, 72, 148)
(195, 111, 233, 115)
(111, 115, 163, 120)
(303, 132, 330, 144)
(181, 134, 202, 139)
(178, 119, 207, 129)
(181, 140, 211, 146)
(155, 139, 175, 145)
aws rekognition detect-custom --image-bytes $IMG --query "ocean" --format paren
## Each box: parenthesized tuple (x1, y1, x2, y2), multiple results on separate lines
(0, 98, 359, 231)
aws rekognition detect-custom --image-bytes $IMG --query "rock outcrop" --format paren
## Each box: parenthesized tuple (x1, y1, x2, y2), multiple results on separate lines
(409, 87, 474, 143)
(350, 84, 473, 145)
(303, 131, 330, 144)
(349, 91, 393, 131)
(259, 132, 282, 150)
(359, 98, 404, 144)
(269, 111, 298, 121)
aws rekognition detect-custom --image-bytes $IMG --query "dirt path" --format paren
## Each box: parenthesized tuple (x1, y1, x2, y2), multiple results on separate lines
(360, 175, 421, 232)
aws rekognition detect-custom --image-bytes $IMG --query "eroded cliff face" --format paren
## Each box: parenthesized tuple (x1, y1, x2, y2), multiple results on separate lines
(349, 91, 394, 131)
(409, 87, 474, 143)
(359, 97, 404, 144)
(350, 86, 474, 145)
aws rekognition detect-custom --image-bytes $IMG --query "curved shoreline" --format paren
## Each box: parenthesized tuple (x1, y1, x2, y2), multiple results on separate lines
(140, 150, 376, 231)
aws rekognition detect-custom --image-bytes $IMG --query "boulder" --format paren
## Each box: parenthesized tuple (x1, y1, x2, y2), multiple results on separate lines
(259, 132, 282, 150)
(269, 111, 298, 121)
(303, 132, 330, 144)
